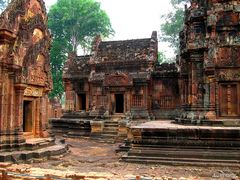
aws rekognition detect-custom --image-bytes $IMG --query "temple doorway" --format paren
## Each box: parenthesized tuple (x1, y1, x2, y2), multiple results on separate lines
(219, 84, 239, 117)
(115, 94, 124, 113)
(78, 94, 86, 110)
(23, 100, 33, 132)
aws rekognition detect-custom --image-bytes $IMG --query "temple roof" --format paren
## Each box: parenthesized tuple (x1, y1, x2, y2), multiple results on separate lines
(91, 31, 158, 63)
(63, 54, 91, 79)
(95, 38, 151, 62)
(63, 31, 158, 80)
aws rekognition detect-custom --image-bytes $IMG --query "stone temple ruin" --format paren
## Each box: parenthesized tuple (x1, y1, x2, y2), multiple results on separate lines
(51, 0, 240, 166)
(0, 0, 239, 167)
(0, 0, 67, 162)
(51, 32, 180, 140)
(178, 0, 240, 123)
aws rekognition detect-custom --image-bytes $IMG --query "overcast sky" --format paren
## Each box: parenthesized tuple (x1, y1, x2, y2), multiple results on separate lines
(44, 0, 174, 58)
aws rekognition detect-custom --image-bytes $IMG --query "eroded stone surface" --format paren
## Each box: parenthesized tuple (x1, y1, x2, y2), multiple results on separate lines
(178, 0, 240, 122)
(0, 0, 52, 152)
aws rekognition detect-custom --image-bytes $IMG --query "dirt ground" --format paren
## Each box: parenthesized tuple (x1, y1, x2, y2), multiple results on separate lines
(2, 138, 240, 180)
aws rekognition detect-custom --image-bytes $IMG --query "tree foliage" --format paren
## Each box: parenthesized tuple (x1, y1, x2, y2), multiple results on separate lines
(160, 0, 189, 53)
(48, 0, 114, 98)
(158, 51, 167, 64)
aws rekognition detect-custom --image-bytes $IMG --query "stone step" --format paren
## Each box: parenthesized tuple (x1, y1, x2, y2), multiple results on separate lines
(121, 155, 239, 167)
(101, 133, 118, 137)
(116, 144, 131, 153)
(25, 138, 55, 150)
(131, 140, 240, 149)
(90, 135, 116, 144)
(0, 144, 69, 163)
(102, 131, 118, 135)
(103, 126, 118, 130)
(127, 148, 240, 160)
(104, 124, 119, 128)
(67, 131, 92, 138)
(104, 121, 119, 125)
(103, 127, 118, 132)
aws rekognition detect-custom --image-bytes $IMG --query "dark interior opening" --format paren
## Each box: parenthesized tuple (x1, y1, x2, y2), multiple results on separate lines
(23, 100, 32, 132)
(115, 94, 124, 113)
(78, 94, 86, 110)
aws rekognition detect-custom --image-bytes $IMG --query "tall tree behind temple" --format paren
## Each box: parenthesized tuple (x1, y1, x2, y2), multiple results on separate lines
(160, 0, 189, 54)
(48, 0, 114, 99)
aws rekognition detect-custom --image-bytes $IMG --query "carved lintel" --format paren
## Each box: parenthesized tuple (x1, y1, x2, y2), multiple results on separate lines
(24, 86, 43, 97)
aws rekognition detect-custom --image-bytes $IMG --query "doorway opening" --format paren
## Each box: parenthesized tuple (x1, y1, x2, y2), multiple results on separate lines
(115, 94, 124, 113)
(23, 100, 33, 132)
(78, 94, 86, 110)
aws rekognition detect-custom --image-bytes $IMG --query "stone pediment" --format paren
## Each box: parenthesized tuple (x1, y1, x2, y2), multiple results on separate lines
(103, 73, 133, 87)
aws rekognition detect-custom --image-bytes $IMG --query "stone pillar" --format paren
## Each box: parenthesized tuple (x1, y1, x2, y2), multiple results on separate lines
(107, 92, 111, 113)
(209, 76, 216, 108)
(191, 62, 198, 106)
(205, 76, 216, 120)
(0, 69, 7, 133)
(126, 91, 131, 112)
(143, 85, 148, 109)
(40, 94, 49, 138)
(64, 81, 74, 112)
(34, 98, 40, 137)
(14, 84, 27, 131)
(188, 64, 192, 106)
(0, 70, 3, 132)
(85, 83, 89, 112)
(110, 93, 115, 114)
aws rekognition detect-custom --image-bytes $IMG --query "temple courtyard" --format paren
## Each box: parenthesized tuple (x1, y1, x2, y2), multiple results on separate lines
(0, 0, 240, 179)
(0, 137, 238, 180)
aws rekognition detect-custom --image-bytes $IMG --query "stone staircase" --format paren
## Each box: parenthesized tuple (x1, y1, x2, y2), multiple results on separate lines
(0, 137, 69, 163)
(100, 121, 119, 143)
(122, 145, 240, 167)
(50, 118, 91, 137)
(121, 120, 240, 167)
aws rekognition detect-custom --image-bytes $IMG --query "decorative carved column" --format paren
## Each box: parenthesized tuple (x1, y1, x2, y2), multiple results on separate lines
(14, 84, 27, 131)
(205, 76, 216, 120)
(8, 73, 16, 132)
(209, 76, 216, 108)
(143, 85, 148, 109)
(126, 91, 131, 112)
(191, 62, 198, 107)
(0, 70, 3, 132)
(34, 98, 40, 137)
(64, 81, 74, 112)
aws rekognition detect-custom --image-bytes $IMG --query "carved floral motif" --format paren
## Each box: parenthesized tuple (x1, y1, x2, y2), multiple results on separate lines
(103, 73, 133, 87)
(24, 86, 43, 97)
(217, 70, 240, 81)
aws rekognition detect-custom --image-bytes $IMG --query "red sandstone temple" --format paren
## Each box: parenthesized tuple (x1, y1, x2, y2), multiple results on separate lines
(62, 32, 180, 120)
(178, 0, 240, 123)
(0, 0, 67, 158)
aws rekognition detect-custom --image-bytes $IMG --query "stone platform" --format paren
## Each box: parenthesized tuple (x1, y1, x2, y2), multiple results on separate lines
(50, 118, 91, 137)
(50, 115, 128, 143)
(122, 120, 240, 167)
(0, 137, 69, 163)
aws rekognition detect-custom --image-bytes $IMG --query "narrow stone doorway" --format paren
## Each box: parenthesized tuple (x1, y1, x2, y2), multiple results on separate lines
(115, 94, 124, 113)
(78, 94, 86, 110)
(23, 100, 33, 132)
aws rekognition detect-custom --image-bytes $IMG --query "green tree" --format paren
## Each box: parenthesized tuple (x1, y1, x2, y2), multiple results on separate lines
(160, 0, 189, 53)
(158, 51, 166, 64)
(48, 0, 114, 98)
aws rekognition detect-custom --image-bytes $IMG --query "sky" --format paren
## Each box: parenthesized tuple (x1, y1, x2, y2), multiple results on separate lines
(44, 0, 174, 58)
